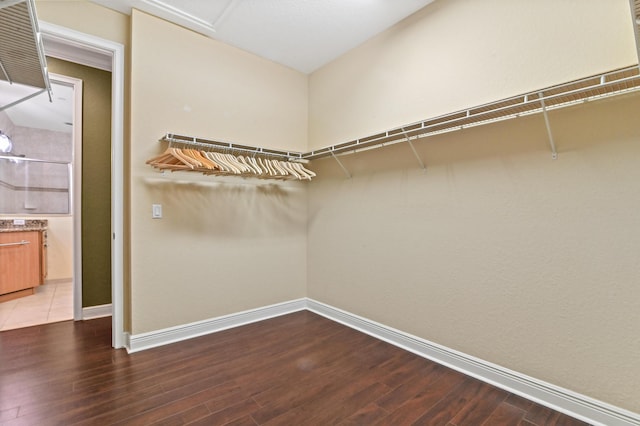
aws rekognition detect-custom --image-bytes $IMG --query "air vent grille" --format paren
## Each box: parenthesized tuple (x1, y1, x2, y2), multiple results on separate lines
(0, 0, 49, 89)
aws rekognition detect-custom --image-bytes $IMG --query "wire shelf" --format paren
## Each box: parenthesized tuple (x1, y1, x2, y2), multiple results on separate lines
(303, 65, 640, 160)
(160, 65, 640, 163)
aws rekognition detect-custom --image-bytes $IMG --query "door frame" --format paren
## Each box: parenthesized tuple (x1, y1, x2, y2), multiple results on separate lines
(40, 22, 125, 349)
(47, 73, 83, 321)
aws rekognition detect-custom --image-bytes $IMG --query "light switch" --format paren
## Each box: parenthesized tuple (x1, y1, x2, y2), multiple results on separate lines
(152, 204, 162, 219)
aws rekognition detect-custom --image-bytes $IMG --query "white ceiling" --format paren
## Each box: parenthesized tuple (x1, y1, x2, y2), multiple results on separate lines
(89, 0, 435, 73)
(4, 1, 435, 133)
(0, 81, 73, 134)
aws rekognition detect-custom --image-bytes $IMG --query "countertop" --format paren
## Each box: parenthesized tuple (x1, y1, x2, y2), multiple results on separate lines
(0, 219, 48, 232)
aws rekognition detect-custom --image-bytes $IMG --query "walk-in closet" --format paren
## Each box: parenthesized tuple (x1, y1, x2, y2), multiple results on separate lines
(1, 0, 639, 425)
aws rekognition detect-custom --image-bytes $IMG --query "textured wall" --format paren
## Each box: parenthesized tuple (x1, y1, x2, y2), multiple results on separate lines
(129, 11, 308, 334)
(307, 94, 640, 412)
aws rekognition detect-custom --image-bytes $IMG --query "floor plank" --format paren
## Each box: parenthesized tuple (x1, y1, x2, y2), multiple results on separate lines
(0, 311, 592, 425)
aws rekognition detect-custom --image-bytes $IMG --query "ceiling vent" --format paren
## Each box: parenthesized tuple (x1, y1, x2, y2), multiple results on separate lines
(0, 0, 51, 97)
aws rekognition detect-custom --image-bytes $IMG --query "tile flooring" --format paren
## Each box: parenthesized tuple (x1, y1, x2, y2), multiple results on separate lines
(0, 280, 73, 331)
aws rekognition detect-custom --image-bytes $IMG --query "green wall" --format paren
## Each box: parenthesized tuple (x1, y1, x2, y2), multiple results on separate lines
(47, 57, 112, 307)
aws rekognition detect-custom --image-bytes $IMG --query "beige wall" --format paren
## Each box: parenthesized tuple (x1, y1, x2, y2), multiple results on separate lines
(307, 93, 640, 412)
(36, 0, 129, 46)
(308, 1, 640, 411)
(308, 0, 638, 149)
(34, 0, 640, 415)
(129, 10, 308, 333)
(45, 216, 73, 280)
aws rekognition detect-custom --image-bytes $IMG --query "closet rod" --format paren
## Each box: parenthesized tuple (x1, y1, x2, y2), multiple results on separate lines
(161, 133, 305, 161)
(303, 65, 640, 160)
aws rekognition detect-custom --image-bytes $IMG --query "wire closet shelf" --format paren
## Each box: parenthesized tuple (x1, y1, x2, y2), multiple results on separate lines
(302, 65, 640, 160)
(160, 134, 305, 162)
(159, 65, 640, 164)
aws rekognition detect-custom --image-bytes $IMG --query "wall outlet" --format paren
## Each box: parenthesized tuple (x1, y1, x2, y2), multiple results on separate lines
(152, 204, 162, 219)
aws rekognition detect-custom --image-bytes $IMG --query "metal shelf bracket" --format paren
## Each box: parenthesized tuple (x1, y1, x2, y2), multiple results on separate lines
(539, 92, 558, 160)
(331, 151, 352, 179)
(403, 129, 426, 170)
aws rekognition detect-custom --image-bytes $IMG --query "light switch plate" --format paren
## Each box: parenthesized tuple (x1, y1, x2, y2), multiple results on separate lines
(152, 204, 162, 219)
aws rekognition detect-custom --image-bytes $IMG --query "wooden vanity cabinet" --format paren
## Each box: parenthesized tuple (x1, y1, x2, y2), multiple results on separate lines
(0, 231, 44, 302)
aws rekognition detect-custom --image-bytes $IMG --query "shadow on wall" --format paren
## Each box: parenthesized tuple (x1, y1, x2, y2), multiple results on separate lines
(143, 176, 307, 238)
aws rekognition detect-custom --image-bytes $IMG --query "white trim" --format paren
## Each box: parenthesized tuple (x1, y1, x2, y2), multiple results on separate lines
(40, 22, 126, 349)
(82, 303, 112, 320)
(42, 35, 112, 72)
(122, 298, 640, 424)
(126, 299, 307, 353)
(47, 73, 84, 322)
(306, 299, 640, 426)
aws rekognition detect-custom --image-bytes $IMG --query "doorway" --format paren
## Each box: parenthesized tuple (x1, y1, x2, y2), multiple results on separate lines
(0, 75, 81, 331)
(40, 23, 125, 348)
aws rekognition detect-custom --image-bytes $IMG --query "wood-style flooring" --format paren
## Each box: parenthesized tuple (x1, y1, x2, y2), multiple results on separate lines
(0, 311, 590, 425)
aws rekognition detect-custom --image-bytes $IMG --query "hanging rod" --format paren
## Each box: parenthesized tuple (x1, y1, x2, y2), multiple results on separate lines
(303, 65, 640, 160)
(161, 133, 305, 162)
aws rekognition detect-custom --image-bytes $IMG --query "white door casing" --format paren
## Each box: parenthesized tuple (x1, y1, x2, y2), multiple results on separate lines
(40, 22, 125, 349)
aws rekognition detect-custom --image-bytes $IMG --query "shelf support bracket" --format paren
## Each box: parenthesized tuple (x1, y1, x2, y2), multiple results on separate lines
(539, 93, 558, 160)
(331, 151, 352, 179)
(402, 129, 426, 170)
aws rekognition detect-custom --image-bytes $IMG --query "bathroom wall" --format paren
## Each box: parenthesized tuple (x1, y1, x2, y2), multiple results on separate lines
(0, 111, 16, 213)
(0, 110, 72, 215)
(44, 215, 73, 280)
(3, 126, 72, 215)
(0, 110, 14, 134)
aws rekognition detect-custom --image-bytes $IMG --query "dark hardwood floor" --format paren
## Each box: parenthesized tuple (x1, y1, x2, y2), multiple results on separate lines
(0, 311, 590, 425)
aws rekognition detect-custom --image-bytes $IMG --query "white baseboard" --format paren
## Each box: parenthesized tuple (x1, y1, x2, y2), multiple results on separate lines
(126, 298, 307, 353)
(82, 303, 112, 320)
(306, 299, 640, 426)
(121, 297, 639, 425)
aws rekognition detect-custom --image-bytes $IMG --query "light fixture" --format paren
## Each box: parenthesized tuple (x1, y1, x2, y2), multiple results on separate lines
(0, 130, 13, 153)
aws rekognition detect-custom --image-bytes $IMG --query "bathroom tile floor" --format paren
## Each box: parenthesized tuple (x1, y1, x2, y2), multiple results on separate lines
(0, 280, 73, 331)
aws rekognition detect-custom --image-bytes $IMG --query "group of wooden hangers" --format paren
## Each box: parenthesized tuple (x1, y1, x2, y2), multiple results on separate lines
(146, 146, 316, 180)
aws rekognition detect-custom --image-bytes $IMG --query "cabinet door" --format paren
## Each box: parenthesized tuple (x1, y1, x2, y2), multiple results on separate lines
(0, 231, 41, 294)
